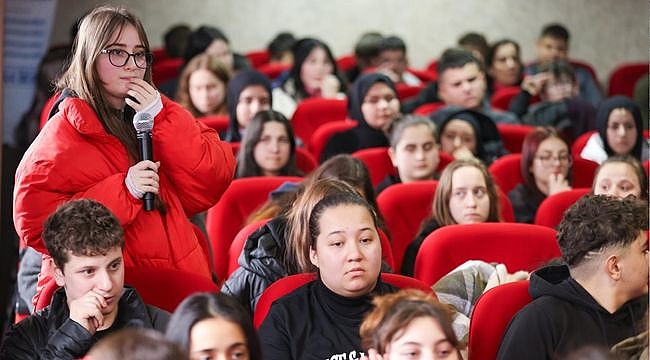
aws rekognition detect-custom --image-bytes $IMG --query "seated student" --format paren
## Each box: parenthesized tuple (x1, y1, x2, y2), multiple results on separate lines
(402, 48, 519, 125)
(166, 292, 262, 360)
(258, 191, 398, 360)
(591, 155, 648, 200)
(510, 60, 596, 142)
(486, 39, 524, 95)
(581, 95, 649, 164)
(322, 73, 400, 162)
(431, 106, 508, 165)
(221, 178, 365, 314)
(160, 25, 249, 98)
(360, 289, 464, 360)
(176, 53, 230, 118)
(401, 158, 502, 276)
(377, 35, 422, 86)
(525, 23, 603, 107)
(0, 199, 169, 359)
(345, 31, 383, 84)
(87, 328, 187, 360)
(272, 38, 345, 118)
(497, 195, 649, 360)
(376, 115, 440, 195)
(235, 110, 300, 178)
(457, 32, 489, 64)
(224, 70, 272, 142)
(509, 127, 573, 223)
(267, 32, 296, 65)
(162, 24, 191, 59)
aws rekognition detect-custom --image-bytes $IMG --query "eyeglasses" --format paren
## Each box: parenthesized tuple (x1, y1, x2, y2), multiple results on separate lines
(101, 49, 154, 69)
(535, 154, 572, 167)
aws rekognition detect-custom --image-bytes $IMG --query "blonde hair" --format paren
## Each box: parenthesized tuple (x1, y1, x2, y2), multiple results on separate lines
(176, 53, 231, 117)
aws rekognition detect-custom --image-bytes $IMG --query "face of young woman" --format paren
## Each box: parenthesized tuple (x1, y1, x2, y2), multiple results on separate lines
(236, 85, 271, 129)
(489, 43, 521, 87)
(529, 136, 571, 195)
(189, 317, 249, 360)
(188, 69, 226, 116)
(440, 119, 477, 155)
(205, 39, 234, 71)
(96, 24, 147, 109)
(385, 316, 460, 360)
(309, 203, 382, 298)
(361, 82, 400, 131)
(448, 166, 490, 224)
(389, 124, 439, 183)
(606, 108, 638, 156)
(300, 46, 334, 96)
(593, 162, 642, 199)
(253, 121, 291, 176)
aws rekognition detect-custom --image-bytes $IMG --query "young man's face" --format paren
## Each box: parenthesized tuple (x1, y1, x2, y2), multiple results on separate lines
(438, 63, 486, 110)
(54, 246, 124, 320)
(379, 49, 408, 78)
(536, 36, 568, 64)
(617, 230, 649, 301)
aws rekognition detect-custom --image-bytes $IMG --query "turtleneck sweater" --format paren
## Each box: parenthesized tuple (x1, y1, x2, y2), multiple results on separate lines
(258, 277, 397, 360)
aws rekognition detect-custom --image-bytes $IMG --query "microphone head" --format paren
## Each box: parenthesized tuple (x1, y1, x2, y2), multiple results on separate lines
(133, 112, 154, 133)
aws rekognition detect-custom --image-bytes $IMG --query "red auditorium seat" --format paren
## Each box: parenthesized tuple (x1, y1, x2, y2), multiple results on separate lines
(307, 120, 357, 161)
(151, 58, 183, 86)
(197, 114, 229, 134)
(490, 86, 521, 111)
(336, 54, 357, 72)
(257, 62, 291, 80)
(607, 62, 649, 97)
(534, 188, 591, 229)
(407, 68, 438, 83)
(245, 49, 270, 69)
(290, 97, 348, 148)
(395, 83, 425, 101)
(468, 281, 532, 360)
(205, 176, 303, 281)
(414, 223, 560, 286)
(571, 131, 596, 158)
(496, 123, 535, 154)
(413, 102, 446, 116)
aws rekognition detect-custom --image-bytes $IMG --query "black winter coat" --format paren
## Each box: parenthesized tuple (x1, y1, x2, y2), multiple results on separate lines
(0, 286, 169, 359)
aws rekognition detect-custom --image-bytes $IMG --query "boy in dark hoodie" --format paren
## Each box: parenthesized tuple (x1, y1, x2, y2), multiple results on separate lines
(497, 195, 648, 360)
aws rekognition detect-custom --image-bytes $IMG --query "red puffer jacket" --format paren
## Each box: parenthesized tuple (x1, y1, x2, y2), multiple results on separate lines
(14, 95, 235, 276)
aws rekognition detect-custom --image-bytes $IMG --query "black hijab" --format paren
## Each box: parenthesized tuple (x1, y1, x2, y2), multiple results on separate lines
(431, 106, 508, 165)
(348, 73, 398, 149)
(225, 70, 272, 142)
(596, 95, 644, 159)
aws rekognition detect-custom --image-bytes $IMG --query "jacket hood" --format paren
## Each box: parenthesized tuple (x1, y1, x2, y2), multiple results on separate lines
(226, 70, 272, 141)
(531, 265, 648, 318)
(239, 216, 288, 277)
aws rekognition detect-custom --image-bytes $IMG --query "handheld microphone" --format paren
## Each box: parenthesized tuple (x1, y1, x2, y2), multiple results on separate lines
(133, 112, 155, 211)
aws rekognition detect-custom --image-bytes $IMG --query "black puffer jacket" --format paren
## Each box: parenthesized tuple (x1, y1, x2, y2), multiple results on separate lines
(0, 286, 169, 360)
(221, 216, 288, 314)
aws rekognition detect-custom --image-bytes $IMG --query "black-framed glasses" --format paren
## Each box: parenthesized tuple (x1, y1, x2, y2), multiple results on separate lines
(100, 49, 153, 69)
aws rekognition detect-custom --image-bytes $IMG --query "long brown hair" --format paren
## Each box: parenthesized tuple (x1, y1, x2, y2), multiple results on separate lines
(57, 5, 152, 162)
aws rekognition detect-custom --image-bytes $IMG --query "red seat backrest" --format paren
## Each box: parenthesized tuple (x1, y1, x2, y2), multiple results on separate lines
(496, 124, 535, 154)
(307, 120, 357, 162)
(489, 153, 524, 195)
(414, 223, 560, 286)
(257, 62, 290, 80)
(413, 102, 447, 116)
(197, 115, 229, 134)
(395, 83, 425, 101)
(205, 176, 303, 281)
(151, 58, 183, 86)
(468, 280, 532, 360)
(407, 67, 438, 83)
(534, 188, 591, 229)
(571, 131, 597, 158)
(352, 147, 397, 187)
(336, 54, 357, 72)
(607, 62, 649, 97)
(245, 49, 270, 69)
(291, 98, 348, 148)
(490, 86, 522, 111)
(253, 272, 432, 328)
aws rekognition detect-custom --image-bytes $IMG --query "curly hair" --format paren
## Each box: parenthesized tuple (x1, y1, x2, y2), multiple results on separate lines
(558, 195, 648, 267)
(43, 199, 124, 270)
(360, 289, 462, 355)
